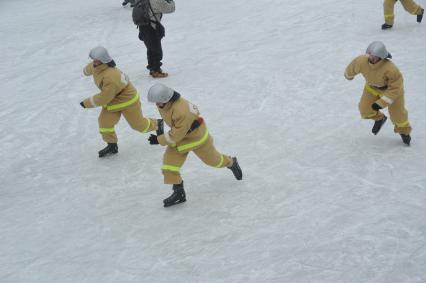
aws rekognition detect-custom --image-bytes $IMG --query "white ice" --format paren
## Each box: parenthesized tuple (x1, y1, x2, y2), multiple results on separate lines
(1, 0, 426, 282)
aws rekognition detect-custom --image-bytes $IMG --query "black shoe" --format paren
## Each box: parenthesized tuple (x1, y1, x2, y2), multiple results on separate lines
(98, 143, 118, 158)
(156, 119, 164, 136)
(163, 182, 186, 207)
(381, 23, 393, 30)
(122, 0, 129, 6)
(227, 157, 242, 180)
(400, 134, 411, 146)
(418, 8, 424, 23)
(372, 116, 387, 135)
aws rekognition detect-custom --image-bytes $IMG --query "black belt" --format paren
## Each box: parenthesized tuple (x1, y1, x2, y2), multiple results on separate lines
(374, 85, 387, 90)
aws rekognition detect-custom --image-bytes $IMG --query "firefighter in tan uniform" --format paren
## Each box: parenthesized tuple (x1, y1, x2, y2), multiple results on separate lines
(344, 41, 412, 146)
(382, 0, 424, 29)
(80, 46, 161, 157)
(146, 83, 243, 207)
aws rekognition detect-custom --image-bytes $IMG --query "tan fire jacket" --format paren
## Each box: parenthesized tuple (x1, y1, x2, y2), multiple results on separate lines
(157, 97, 209, 153)
(344, 55, 404, 108)
(82, 63, 139, 112)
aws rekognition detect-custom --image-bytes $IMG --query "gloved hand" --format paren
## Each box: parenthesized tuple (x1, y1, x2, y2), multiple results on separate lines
(80, 101, 86, 108)
(148, 134, 159, 145)
(371, 103, 382, 111)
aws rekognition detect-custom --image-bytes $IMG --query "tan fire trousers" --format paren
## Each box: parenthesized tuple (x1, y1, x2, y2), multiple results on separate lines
(358, 88, 412, 135)
(98, 101, 157, 143)
(162, 136, 233, 184)
(384, 0, 423, 25)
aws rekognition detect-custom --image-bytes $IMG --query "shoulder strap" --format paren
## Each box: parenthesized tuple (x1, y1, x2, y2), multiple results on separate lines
(148, 0, 161, 23)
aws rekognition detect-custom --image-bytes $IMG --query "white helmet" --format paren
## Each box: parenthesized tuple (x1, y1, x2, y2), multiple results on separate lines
(89, 46, 113, 63)
(148, 83, 175, 103)
(366, 41, 392, 59)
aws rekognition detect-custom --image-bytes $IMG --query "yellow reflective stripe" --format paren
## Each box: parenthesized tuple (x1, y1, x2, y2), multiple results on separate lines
(106, 93, 139, 111)
(409, 8, 419, 15)
(384, 14, 394, 18)
(99, 127, 115, 133)
(395, 120, 410, 128)
(215, 155, 224, 168)
(142, 118, 151, 133)
(177, 129, 209, 152)
(161, 165, 180, 172)
(362, 112, 378, 119)
(365, 85, 383, 97)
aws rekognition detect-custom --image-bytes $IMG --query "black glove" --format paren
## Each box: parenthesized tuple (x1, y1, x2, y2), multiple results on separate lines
(80, 101, 86, 108)
(371, 103, 382, 111)
(148, 134, 159, 145)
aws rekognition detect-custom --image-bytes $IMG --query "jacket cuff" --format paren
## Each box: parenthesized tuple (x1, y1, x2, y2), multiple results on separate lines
(83, 96, 99, 108)
(344, 72, 354, 80)
(82, 98, 92, 108)
(157, 134, 167, 146)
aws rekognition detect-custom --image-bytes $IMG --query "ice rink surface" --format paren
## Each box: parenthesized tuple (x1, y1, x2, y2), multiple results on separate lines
(1, 0, 425, 282)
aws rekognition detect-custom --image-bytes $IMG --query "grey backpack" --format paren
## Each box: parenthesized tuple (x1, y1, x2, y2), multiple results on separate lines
(132, 0, 152, 26)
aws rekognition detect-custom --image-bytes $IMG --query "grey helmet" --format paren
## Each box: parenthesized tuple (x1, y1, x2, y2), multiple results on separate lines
(366, 41, 392, 59)
(148, 83, 175, 103)
(89, 46, 113, 63)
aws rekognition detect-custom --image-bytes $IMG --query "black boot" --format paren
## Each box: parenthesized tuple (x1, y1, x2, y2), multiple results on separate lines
(381, 23, 393, 30)
(418, 8, 424, 23)
(372, 116, 387, 135)
(227, 157, 243, 180)
(156, 119, 164, 136)
(98, 143, 118, 158)
(163, 182, 186, 207)
(400, 134, 411, 146)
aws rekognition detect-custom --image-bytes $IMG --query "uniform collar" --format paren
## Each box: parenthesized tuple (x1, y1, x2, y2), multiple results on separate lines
(368, 59, 387, 70)
(159, 98, 180, 112)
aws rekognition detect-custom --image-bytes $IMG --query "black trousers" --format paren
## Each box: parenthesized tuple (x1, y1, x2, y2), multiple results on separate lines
(138, 25, 163, 72)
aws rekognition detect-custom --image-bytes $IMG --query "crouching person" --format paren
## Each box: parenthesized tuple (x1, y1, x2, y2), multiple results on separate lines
(147, 83, 242, 207)
(80, 46, 160, 157)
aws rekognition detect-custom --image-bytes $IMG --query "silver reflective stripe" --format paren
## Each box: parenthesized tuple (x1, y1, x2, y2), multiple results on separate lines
(83, 67, 90, 76)
(90, 96, 97, 107)
(344, 72, 353, 79)
(164, 131, 175, 144)
(381, 96, 393, 104)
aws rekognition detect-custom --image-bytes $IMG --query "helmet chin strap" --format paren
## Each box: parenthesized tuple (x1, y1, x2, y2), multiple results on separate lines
(367, 53, 382, 64)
